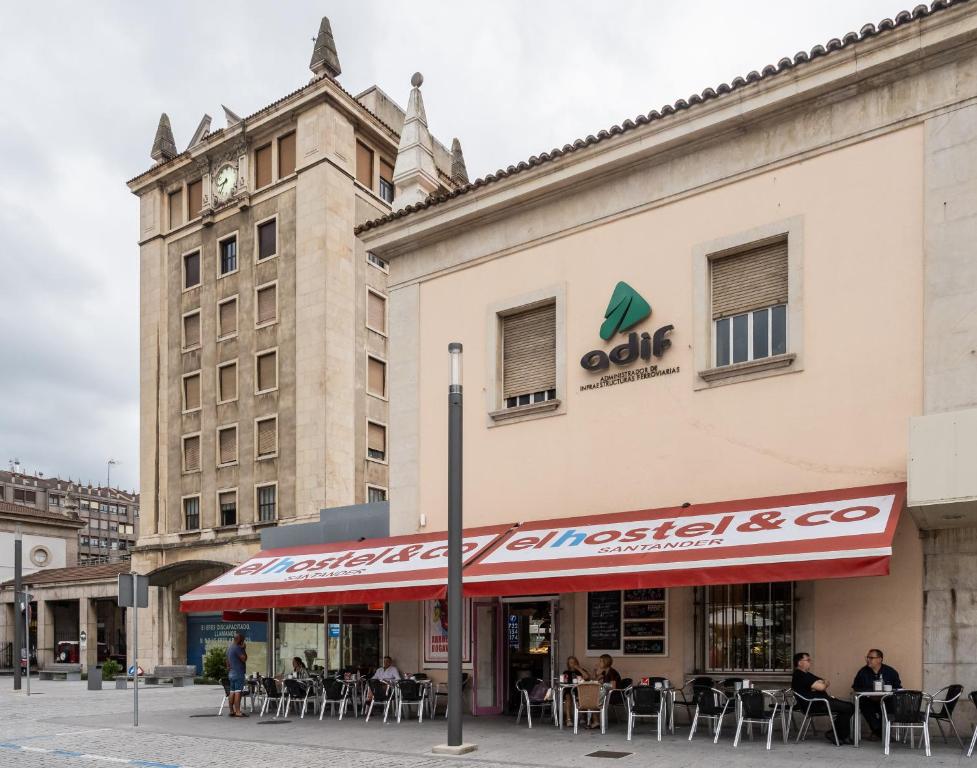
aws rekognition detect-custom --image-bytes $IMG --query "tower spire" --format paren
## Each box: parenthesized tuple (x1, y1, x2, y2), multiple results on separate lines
(450, 138, 469, 184)
(392, 72, 439, 208)
(150, 113, 177, 163)
(309, 17, 341, 78)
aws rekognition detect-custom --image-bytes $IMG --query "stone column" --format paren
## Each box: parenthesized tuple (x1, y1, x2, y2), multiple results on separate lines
(78, 598, 98, 673)
(0, 601, 14, 664)
(35, 599, 54, 669)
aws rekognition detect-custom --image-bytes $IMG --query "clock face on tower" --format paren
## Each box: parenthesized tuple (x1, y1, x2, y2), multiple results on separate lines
(214, 165, 237, 202)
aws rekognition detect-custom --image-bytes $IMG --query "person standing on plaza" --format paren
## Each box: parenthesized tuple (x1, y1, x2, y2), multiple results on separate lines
(852, 648, 902, 740)
(226, 632, 248, 718)
(791, 652, 853, 744)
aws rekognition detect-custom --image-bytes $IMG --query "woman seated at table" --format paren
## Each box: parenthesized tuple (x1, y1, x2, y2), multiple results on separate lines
(562, 656, 591, 726)
(589, 654, 621, 729)
(291, 657, 310, 680)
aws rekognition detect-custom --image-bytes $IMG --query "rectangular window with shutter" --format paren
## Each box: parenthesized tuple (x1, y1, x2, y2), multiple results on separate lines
(367, 289, 387, 334)
(183, 372, 201, 412)
(367, 485, 387, 503)
(168, 189, 184, 229)
(367, 356, 386, 398)
(257, 219, 277, 261)
(367, 421, 386, 462)
(218, 296, 238, 339)
(182, 311, 200, 350)
(219, 234, 237, 275)
(183, 250, 200, 290)
(356, 141, 374, 188)
(379, 158, 395, 203)
(256, 484, 277, 522)
(182, 434, 201, 473)
(278, 132, 296, 177)
(255, 144, 272, 189)
(711, 236, 788, 368)
(183, 496, 200, 530)
(217, 425, 237, 466)
(256, 282, 277, 326)
(218, 361, 237, 403)
(219, 490, 237, 527)
(256, 350, 278, 393)
(187, 179, 202, 219)
(256, 416, 278, 459)
(502, 302, 557, 409)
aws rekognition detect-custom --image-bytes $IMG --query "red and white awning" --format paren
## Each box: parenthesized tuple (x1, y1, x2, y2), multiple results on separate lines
(463, 483, 906, 596)
(181, 484, 905, 612)
(180, 525, 510, 612)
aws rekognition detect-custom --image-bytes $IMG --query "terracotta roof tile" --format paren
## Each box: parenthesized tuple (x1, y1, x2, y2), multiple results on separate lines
(355, 0, 966, 235)
(1, 561, 129, 588)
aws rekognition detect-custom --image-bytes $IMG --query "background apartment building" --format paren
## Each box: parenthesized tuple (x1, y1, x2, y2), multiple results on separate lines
(128, 17, 466, 670)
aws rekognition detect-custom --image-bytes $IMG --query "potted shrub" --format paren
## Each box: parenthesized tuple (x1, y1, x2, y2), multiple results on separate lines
(202, 646, 227, 683)
(101, 659, 125, 689)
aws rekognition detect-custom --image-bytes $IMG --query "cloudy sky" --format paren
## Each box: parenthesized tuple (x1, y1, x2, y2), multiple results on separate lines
(0, 0, 905, 492)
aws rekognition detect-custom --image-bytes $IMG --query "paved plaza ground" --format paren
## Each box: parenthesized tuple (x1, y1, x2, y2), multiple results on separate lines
(0, 679, 974, 768)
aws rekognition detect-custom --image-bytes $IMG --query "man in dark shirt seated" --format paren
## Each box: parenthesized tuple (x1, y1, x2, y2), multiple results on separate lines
(851, 648, 902, 741)
(791, 651, 854, 745)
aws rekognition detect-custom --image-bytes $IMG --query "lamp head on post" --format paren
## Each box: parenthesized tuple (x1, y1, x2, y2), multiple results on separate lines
(448, 342, 463, 394)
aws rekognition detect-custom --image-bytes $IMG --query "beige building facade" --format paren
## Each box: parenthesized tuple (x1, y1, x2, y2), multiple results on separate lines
(358, 2, 977, 710)
(128, 18, 465, 672)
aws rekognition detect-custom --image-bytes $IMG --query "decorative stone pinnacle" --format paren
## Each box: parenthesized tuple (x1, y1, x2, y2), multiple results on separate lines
(310, 17, 341, 78)
(450, 138, 469, 185)
(150, 113, 178, 163)
(411, 72, 424, 88)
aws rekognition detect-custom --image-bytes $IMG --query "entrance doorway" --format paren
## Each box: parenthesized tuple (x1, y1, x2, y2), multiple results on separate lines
(503, 598, 556, 714)
(472, 600, 502, 715)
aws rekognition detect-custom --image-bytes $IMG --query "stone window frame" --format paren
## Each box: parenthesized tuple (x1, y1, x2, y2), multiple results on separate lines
(254, 481, 278, 524)
(181, 369, 202, 414)
(254, 279, 279, 329)
(366, 418, 388, 465)
(181, 308, 201, 352)
(29, 545, 51, 568)
(254, 414, 279, 461)
(181, 246, 202, 294)
(216, 422, 239, 468)
(254, 213, 279, 264)
(485, 282, 567, 427)
(216, 487, 238, 529)
(366, 286, 388, 337)
(181, 431, 202, 475)
(217, 294, 239, 342)
(366, 352, 388, 401)
(181, 493, 201, 532)
(216, 359, 238, 405)
(366, 483, 387, 503)
(217, 229, 240, 279)
(254, 346, 279, 396)
(692, 216, 804, 390)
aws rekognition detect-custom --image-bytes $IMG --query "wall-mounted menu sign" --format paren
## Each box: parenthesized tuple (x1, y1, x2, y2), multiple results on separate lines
(586, 591, 622, 652)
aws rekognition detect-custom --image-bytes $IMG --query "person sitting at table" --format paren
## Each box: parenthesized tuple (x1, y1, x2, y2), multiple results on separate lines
(791, 651, 854, 745)
(851, 648, 902, 741)
(587, 654, 621, 729)
(366, 656, 401, 701)
(562, 656, 591, 726)
(291, 657, 310, 680)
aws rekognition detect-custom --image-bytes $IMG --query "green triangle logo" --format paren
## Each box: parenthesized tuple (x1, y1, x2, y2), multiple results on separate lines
(599, 281, 651, 340)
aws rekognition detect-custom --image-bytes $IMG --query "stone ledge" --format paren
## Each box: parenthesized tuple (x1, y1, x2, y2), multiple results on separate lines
(698, 353, 796, 384)
(488, 399, 561, 424)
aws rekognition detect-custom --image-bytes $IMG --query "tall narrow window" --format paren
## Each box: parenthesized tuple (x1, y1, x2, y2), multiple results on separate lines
(256, 484, 277, 522)
(257, 219, 276, 261)
(168, 189, 184, 229)
(182, 311, 201, 350)
(255, 144, 272, 189)
(218, 425, 237, 466)
(182, 434, 200, 473)
(367, 356, 386, 398)
(256, 416, 278, 459)
(703, 582, 793, 672)
(356, 141, 374, 188)
(711, 237, 788, 368)
(183, 251, 200, 289)
(183, 496, 200, 530)
(219, 235, 237, 275)
(367, 290, 387, 334)
(379, 158, 395, 203)
(187, 179, 203, 219)
(218, 361, 237, 403)
(367, 421, 386, 461)
(502, 303, 557, 408)
(183, 372, 201, 412)
(256, 283, 277, 325)
(219, 490, 237, 527)
(278, 132, 296, 177)
(256, 350, 277, 393)
(218, 297, 238, 339)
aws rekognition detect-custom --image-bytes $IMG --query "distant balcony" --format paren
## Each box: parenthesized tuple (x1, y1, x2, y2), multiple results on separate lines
(908, 406, 977, 529)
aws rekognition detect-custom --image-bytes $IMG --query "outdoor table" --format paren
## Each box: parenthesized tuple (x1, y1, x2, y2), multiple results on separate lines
(553, 680, 580, 730)
(851, 689, 889, 747)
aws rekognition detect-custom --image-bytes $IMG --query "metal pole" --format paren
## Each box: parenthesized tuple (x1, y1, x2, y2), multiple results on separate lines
(24, 591, 30, 696)
(338, 605, 344, 671)
(13, 530, 22, 691)
(447, 342, 463, 747)
(132, 584, 138, 726)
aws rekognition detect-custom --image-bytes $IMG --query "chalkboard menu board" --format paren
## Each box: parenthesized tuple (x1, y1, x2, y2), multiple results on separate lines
(587, 591, 622, 651)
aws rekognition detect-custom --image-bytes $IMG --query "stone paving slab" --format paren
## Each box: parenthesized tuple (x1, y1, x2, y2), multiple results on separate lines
(0, 680, 973, 768)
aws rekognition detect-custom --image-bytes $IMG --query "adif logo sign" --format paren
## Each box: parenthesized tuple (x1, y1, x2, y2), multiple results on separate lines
(580, 281, 674, 372)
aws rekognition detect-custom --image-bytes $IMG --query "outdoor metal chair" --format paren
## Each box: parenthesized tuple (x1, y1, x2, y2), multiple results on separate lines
(733, 688, 779, 749)
(883, 689, 932, 756)
(928, 684, 963, 747)
(365, 678, 394, 723)
(675, 676, 714, 725)
(515, 677, 552, 729)
(435, 672, 471, 719)
(688, 687, 731, 743)
(259, 676, 283, 717)
(282, 678, 316, 719)
(572, 681, 606, 734)
(627, 685, 665, 741)
(606, 678, 632, 723)
(793, 691, 840, 746)
(318, 677, 351, 721)
(966, 690, 977, 758)
(395, 679, 426, 723)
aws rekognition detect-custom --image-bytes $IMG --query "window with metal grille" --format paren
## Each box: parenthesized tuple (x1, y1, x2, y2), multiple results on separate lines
(187, 179, 202, 219)
(183, 251, 200, 289)
(183, 496, 200, 530)
(256, 416, 277, 459)
(356, 141, 373, 188)
(256, 283, 277, 325)
(367, 356, 386, 398)
(255, 144, 272, 189)
(218, 361, 237, 403)
(278, 133, 296, 177)
(182, 434, 200, 473)
(256, 350, 277, 393)
(183, 311, 200, 349)
(367, 290, 386, 334)
(218, 425, 237, 466)
(257, 484, 276, 522)
(367, 252, 388, 272)
(168, 189, 184, 229)
(183, 372, 200, 411)
(703, 582, 793, 672)
(711, 237, 788, 367)
(367, 421, 386, 461)
(502, 303, 556, 408)
(218, 297, 237, 338)
(368, 486, 387, 503)
(257, 219, 276, 261)
(220, 235, 237, 275)
(219, 491, 237, 527)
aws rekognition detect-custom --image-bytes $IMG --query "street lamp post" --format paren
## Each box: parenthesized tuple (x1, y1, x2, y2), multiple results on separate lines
(13, 526, 22, 691)
(447, 343, 464, 748)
